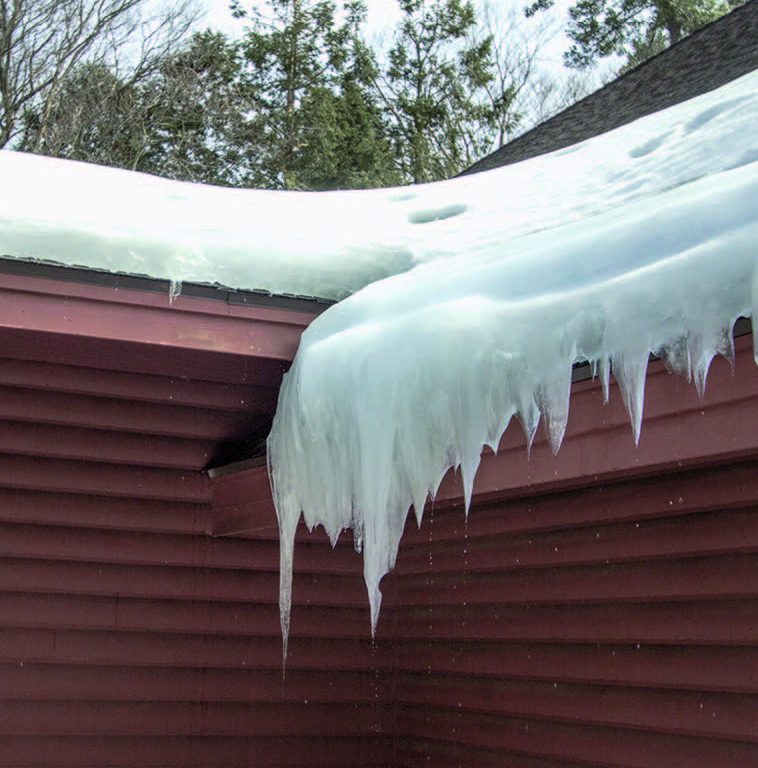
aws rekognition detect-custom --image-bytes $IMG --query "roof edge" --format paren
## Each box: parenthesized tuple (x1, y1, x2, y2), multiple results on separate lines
(0, 255, 335, 315)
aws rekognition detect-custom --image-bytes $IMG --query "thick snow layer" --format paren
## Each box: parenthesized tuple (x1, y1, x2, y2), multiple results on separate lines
(267, 70, 758, 656)
(0, 151, 410, 299)
(0, 74, 756, 303)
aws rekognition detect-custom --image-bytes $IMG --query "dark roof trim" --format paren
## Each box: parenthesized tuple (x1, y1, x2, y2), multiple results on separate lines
(463, 0, 758, 175)
(0, 255, 334, 314)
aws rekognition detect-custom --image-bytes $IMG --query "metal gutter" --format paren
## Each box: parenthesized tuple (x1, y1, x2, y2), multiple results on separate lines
(0, 255, 335, 314)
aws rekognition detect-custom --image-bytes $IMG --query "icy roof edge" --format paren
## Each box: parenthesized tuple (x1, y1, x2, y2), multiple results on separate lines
(0, 255, 334, 314)
(266, 68, 758, 658)
(3, 69, 757, 304)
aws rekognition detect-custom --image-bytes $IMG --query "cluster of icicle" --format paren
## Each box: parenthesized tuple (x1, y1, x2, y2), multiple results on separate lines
(268, 70, 758, 660)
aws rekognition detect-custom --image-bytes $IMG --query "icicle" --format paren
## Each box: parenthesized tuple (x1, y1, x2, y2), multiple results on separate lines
(276, 508, 297, 671)
(517, 397, 540, 456)
(367, 575, 383, 638)
(327, 525, 341, 548)
(612, 350, 649, 444)
(267, 437, 299, 672)
(689, 318, 737, 397)
(599, 356, 611, 404)
(412, 490, 427, 528)
(460, 429, 485, 516)
(692, 345, 714, 398)
(719, 322, 736, 372)
(536, 368, 572, 454)
(484, 411, 512, 455)
(169, 279, 182, 304)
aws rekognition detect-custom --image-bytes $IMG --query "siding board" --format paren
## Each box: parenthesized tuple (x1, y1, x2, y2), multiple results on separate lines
(0, 558, 369, 605)
(0, 627, 385, 671)
(0, 328, 386, 765)
(0, 664, 384, 702)
(0, 735, 389, 767)
(395, 708, 758, 768)
(390, 641, 758, 693)
(0, 701, 383, 737)
(396, 554, 758, 605)
(386, 331, 758, 765)
(1, 267, 755, 766)
(0, 386, 261, 440)
(0, 591, 374, 638)
(394, 676, 757, 741)
(398, 507, 758, 574)
(0, 521, 362, 573)
(0, 490, 211, 534)
(0, 356, 274, 411)
(0, 421, 215, 469)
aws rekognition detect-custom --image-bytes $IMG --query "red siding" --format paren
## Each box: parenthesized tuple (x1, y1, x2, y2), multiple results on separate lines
(2, 270, 756, 767)
(0, 424, 389, 768)
(387, 334, 758, 767)
(0, 275, 389, 767)
(212, 333, 758, 767)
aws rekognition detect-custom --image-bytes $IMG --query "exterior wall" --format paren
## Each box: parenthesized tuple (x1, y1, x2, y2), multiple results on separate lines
(0, 480, 389, 767)
(213, 332, 758, 767)
(386, 334, 758, 767)
(1, 268, 755, 767)
(0, 272, 388, 767)
(388, 461, 758, 766)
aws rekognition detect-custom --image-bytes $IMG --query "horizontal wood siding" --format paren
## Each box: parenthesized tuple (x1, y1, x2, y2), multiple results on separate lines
(388, 337, 758, 767)
(3, 271, 756, 767)
(0, 339, 388, 767)
(0, 483, 389, 768)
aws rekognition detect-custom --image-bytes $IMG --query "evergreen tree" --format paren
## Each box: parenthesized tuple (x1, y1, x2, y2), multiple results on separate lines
(22, 32, 257, 186)
(526, 0, 732, 69)
(24, 1, 400, 190)
(20, 1, 556, 189)
(293, 76, 403, 189)
(232, 0, 397, 189)
(238, 0, 400, 189)
(132, 31, 257, 184)
(376, 0, 495, 183)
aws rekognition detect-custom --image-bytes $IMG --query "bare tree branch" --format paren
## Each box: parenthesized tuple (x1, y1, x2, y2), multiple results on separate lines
(470, 0, 559, 150)
(0, 0, 200, 149)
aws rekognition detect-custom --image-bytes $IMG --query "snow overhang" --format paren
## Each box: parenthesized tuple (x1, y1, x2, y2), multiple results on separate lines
(264, 70, 758, 650)
(212, 326, 757, 528)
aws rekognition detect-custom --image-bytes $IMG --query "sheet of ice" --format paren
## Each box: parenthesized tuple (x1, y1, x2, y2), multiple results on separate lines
(1, 71, 756, 302)
(267, 70, 758, 658)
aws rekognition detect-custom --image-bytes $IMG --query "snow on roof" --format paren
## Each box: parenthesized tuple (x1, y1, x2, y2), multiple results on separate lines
(1, 74, 755, 306)
(266, 70, 758, 657)
(2, 71, 756, 656)
(0, 150, 411, 301)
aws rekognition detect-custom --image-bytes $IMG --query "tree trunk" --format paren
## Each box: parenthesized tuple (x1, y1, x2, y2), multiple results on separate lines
(659, 1, 683, 45)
